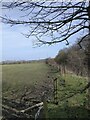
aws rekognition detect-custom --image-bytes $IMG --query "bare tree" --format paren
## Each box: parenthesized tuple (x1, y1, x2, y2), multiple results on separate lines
(1, 0, 90, 46)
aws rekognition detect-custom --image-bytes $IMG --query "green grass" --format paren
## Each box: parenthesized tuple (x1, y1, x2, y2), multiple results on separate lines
(48, 103, 89, 119)
(2, 62, 53, 98)
(48, 73, 89, 118)
(57, 74, 88, 103)
(2, 62, 90, 118)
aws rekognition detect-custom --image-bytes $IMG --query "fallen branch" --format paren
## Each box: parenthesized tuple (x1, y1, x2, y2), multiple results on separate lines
(2, 102, 44, 119)
(2, 104, 32, 118)
(2, 101, 43, 114)
(35, 106, 43, 120)
(20, 102, 43, 113)
(2, 104, 19, 114)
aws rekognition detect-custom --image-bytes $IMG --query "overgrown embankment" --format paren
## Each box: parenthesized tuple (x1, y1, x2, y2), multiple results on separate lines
(48, 73, 89, 118)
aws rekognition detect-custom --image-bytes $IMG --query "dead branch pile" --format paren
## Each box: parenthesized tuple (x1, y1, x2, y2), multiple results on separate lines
(2, 97, 44, 120)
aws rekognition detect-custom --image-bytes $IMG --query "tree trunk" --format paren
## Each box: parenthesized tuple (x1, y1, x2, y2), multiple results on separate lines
(87, 40, 90, 110)
(87, 1, 90, 109)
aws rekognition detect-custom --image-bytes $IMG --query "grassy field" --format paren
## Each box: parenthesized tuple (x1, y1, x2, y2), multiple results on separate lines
(2, 61, 90, 118)
(2, 61, 54, 100)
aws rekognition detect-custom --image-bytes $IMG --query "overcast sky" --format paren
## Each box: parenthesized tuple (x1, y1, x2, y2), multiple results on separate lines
(1, 1, 85, 61)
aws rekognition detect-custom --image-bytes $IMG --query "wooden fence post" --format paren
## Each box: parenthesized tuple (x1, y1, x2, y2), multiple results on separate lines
(53, 78, 58, 105)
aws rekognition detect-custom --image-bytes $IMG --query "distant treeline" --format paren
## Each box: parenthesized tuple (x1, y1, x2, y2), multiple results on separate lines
(1, 59, 46, 65)
(54, 36, 89, 77)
